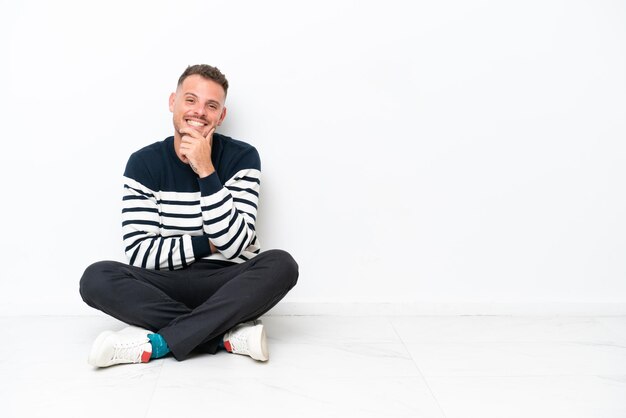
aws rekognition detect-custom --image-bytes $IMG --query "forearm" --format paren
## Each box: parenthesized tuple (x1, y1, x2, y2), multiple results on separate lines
(123, 177, 206, 270)
(123, 228, 215, 270)
(123, 232, 193, 270)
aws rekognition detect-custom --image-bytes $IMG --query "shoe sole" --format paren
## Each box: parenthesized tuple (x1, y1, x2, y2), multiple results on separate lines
(250, 324, 269, 362)
(259, 325, 269, 361)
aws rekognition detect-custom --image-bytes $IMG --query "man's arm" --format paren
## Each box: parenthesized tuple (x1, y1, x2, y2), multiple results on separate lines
(121, 151, 212, 270)
(179, 127, 261, 260)
(122, 176, 212, 270)
(198, 167, 261, 260)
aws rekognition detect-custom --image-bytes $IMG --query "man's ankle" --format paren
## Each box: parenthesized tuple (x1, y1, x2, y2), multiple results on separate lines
(147, 333, 171, 359)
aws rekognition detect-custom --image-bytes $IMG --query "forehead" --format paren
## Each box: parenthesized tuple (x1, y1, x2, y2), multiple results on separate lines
(179, 75, 226, 102)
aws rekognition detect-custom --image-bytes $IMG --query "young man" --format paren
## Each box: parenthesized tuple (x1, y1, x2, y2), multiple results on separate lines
(79, 65, 298, 367)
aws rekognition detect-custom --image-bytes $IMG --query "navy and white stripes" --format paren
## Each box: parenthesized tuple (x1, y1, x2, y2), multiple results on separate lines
(121, 135, 261, 270)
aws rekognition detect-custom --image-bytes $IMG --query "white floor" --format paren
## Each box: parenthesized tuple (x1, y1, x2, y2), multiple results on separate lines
(1, 315, 625, 418)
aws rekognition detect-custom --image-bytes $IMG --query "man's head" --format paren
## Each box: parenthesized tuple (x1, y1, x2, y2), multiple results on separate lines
(169, 65, 229, 151)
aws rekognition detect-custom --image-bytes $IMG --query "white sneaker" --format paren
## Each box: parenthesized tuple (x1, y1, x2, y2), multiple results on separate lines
(223, 320, 269, 362)
(88, 326, 152, 367)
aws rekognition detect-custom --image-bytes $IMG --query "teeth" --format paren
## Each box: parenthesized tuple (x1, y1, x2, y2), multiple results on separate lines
(187, 120, 205, 127)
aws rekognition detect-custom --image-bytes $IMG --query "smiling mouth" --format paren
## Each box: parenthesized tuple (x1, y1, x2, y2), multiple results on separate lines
(186, 118, 207, 128)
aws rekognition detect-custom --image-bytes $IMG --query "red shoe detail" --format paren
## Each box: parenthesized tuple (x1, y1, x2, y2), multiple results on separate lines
(141, 350, 151, 363)
(224, 340, 232, 352)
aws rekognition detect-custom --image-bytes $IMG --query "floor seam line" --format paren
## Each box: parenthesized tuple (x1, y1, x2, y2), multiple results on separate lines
(389, 317, 449, 418)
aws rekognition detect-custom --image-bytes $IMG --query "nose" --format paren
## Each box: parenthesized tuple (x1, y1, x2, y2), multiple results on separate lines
(191, 101, 206, 117)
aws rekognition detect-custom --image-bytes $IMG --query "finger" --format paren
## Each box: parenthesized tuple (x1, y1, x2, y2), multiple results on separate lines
(180, 142, 192, 152)
(181, 134, 198, 144)
(204, 126, 216, 141)
(180, 131, 193, 139)
(180, 127, 203, 139)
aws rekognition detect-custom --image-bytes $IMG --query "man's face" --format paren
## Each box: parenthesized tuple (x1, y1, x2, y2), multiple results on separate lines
(169, 74, 227, 141)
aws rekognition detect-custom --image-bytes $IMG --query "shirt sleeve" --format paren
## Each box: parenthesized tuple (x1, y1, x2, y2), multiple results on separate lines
(121, 151, 212, 270)
(122, 176, 208, 269)
(197, 167, 261, 260)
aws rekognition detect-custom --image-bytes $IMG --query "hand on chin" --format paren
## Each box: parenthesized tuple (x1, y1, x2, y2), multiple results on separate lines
(179, 125, 211, 139)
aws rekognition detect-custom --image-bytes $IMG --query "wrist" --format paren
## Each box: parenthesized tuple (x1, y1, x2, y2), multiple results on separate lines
(193, 161, 215, 178)
(197, 167, 215, 178)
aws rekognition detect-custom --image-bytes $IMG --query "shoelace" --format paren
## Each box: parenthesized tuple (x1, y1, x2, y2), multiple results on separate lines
(228, 328, 250, 354)
(111, 341, 148, 363)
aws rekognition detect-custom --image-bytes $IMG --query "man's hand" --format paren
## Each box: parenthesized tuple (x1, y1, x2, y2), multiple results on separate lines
(180, 126, 216, 178)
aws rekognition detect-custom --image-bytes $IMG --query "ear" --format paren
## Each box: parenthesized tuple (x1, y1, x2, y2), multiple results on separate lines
(217, 106, 227, 126)
(168, 92, 176, 112)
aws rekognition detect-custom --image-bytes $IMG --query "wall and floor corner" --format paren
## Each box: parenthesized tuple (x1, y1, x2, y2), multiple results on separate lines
(0, 0, 624, 317)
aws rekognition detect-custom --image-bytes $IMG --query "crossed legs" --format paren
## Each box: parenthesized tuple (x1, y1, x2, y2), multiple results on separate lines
(79, 249, 298, 361)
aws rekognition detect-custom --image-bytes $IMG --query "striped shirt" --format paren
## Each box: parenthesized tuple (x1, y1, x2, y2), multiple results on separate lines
(122, 134, 261, 270)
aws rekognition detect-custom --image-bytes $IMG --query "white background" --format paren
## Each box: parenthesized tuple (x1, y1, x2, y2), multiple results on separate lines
(0, 0, 624, 315)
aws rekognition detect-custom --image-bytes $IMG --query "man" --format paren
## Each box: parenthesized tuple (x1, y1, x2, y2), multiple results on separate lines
(79, 64, 298, 367)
